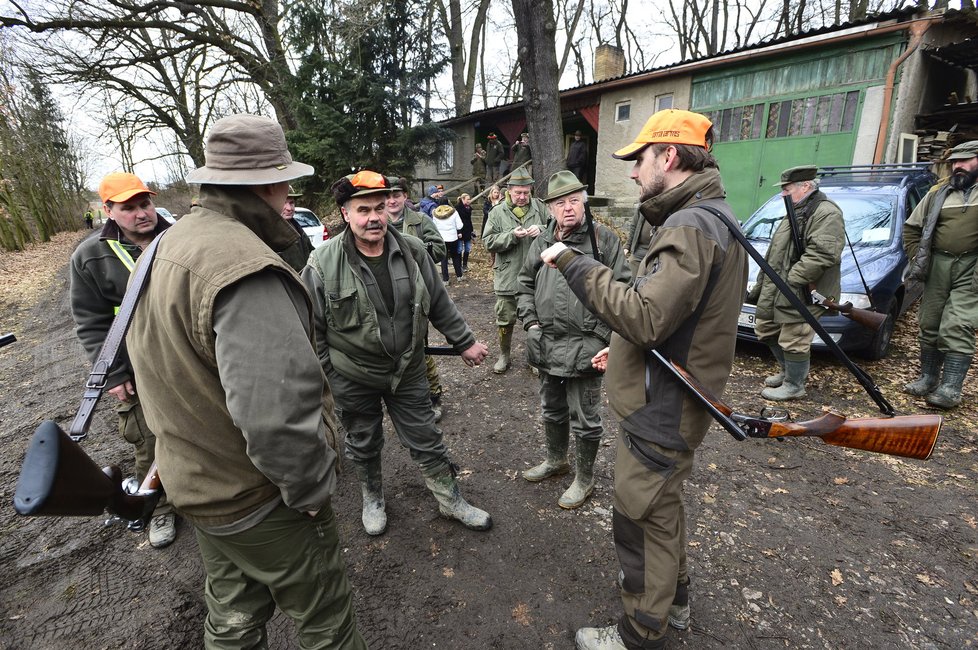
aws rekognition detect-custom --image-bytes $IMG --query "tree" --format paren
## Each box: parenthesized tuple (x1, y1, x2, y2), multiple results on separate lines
(433, 0, 492, 116)
(511, 0, 564, 185)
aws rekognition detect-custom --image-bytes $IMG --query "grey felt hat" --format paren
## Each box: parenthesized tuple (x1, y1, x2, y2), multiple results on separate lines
(186, 114, 314, 185)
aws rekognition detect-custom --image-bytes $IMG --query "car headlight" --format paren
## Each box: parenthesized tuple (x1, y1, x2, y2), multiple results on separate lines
(838, 293, 872, 310)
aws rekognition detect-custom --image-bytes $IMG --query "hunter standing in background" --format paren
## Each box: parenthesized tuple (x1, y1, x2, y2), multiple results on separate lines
(903, 139, 978, 408)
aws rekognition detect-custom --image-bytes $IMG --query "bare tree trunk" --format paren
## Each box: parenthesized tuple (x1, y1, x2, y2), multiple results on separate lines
(511, 0, 563, 185)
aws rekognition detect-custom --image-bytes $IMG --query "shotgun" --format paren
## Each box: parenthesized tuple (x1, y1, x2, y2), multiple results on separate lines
(810, 290, 888, 332)
(14, 420, 161, 526)
(1, 332, 15, 348)
(650, 349, 941, 460)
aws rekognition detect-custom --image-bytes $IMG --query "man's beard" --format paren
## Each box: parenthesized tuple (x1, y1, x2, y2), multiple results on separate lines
(950, 168, 978, 191)
(639, 173, 666, 202)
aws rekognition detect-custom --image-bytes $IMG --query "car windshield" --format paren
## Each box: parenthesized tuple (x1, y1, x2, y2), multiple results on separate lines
(742, 191, 896, 247)
(292, 210, 320, 229)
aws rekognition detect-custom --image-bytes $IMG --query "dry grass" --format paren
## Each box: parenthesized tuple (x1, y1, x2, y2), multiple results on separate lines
(0, 229, 87, 328)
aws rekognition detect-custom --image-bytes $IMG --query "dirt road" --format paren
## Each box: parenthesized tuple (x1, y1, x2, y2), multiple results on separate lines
(0, 232, 975, 649)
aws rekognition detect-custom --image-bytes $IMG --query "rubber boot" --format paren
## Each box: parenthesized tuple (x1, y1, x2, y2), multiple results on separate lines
(493, 325, 513, 374)
(522, 420, 570, 482)
(353, 459, 387, 536)
(764, 341, 786, 388)
(926, 352, 972, 409)
(761, 357, 808, 401)
(904, 347, 944, 396)
(559, 438, 600, 509)
(431, 392, 443, 423)
(424, 467, 492, 531)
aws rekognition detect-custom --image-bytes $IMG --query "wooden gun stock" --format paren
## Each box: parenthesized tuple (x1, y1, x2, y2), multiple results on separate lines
(811, 292, 888, 332)
(751, 411, 942, 460)
(659, 354, 941, 460)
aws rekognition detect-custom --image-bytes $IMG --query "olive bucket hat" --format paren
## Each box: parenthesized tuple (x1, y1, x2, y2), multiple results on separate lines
(186, 114, 313, 185)
(507, 167, 535, 186)
(542, 170, 586, 202)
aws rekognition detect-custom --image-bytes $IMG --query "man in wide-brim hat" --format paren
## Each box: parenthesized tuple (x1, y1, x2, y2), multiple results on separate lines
(126, 113, 365, 648)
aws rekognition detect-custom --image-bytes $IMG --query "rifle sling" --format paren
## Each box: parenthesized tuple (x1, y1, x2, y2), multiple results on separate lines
(695, 204, 895, 416)
(68, 231, 168, 441)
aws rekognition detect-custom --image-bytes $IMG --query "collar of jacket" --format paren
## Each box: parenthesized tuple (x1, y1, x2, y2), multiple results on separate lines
(544, 217, 590, 245)
(638, 167, 726, 228)
(98, 214, 171, 243)
(793, 189, 828, 212)
(196, 185, 299, 252)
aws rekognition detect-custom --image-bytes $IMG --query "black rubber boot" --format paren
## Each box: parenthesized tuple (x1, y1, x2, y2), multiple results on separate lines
(559, 438, 599, 509)
(926, 352, 972, 409)
(522, 420, 571, 482)
(904, 347, 944, 396)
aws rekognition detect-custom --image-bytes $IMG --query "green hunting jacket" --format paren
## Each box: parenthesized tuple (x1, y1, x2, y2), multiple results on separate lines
(471, 150, 487, 177)
(483, 196, 548, 295)
(553, 168, 748, 452)
(749, 190, 845, 323)
(69, 217, 170, 389)
(390, 207, 447, 262)
(517, 217, 630, 377)
(485, 140, 504, 167)
(303, 226, 475, 391)
(126, 186, 338, 528)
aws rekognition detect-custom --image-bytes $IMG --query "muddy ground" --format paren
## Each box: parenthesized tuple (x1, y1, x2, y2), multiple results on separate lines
(0, 230, 976, 650)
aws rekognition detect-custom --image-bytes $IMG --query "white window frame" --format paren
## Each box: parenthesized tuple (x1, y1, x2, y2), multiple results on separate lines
(437, 140, 454, 173)
(615, 101, 631, 123)
(655, 93, 674, 111)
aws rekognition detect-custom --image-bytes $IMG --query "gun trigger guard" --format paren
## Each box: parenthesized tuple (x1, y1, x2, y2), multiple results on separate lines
(759, 406, 790, 422)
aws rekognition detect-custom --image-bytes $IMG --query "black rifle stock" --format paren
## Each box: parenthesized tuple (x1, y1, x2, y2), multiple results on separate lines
(651, 350, 941, 460)
(13, 420, 161, 524)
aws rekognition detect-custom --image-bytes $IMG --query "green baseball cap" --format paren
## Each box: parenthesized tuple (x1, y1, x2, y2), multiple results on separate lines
(542, 170, 586, 202)
(947, 140, 978, 161)
(774, 165, 818, 187)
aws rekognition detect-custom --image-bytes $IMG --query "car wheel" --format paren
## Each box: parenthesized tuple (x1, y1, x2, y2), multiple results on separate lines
(863, 303, 897, 361)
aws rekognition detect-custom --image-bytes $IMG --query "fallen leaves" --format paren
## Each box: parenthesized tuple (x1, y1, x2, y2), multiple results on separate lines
(830, 569, 844, 586)
(511, 602, 532, 626)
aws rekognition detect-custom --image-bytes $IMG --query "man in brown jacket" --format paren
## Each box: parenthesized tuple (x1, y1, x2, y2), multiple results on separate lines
(541, 110, 748, 650)
(127, 114, 364, 649)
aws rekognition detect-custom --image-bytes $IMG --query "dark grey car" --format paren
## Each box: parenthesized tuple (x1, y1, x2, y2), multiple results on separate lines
(736, 163, 937, 360)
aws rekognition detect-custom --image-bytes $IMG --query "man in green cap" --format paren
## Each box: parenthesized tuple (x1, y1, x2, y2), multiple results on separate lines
(303, 171, 492, 536)
(517, 170, 629, 509)
(278, 185, 315, 272)
(386, 176, 449, 421)
(483, 166, 548, 373)
(747, 165, 845, 401)
(903, 140, 978, 408)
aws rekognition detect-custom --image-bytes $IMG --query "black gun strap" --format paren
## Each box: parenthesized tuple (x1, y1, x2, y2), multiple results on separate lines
(68, 231, 168, 440)
(698, 204, 894, 416)
(583, 203, 601, 263)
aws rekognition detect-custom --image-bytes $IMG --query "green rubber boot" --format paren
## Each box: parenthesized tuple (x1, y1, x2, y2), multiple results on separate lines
(763, 341, 786, 388)
(424, 467, 492, 531)
(522, 420, 571, 482)
(353, 458, 386, 536)
(761, 357, 808, 401)
(926, 352, 972, 409)
(559, 438, 600, 509)
(904, 347, 944, 396)
(492, 325, 513, 374)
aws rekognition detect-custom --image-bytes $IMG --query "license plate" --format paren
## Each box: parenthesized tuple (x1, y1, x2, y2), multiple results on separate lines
(738, 310, 755, 328)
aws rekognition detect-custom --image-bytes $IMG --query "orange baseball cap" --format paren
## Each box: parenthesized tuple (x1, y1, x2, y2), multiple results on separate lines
(613, 109, 713, 160)
(99, 172, 156, 203)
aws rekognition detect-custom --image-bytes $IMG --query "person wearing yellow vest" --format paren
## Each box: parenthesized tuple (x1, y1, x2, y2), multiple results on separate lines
(68, 172, 176, 548)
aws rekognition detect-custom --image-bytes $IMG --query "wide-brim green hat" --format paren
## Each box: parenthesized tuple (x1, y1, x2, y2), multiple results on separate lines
(543, 170, 586, 202)
(507, 167, 534, 186)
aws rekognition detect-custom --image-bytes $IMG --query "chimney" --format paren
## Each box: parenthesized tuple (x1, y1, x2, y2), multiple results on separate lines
(594, 44, 625, 82)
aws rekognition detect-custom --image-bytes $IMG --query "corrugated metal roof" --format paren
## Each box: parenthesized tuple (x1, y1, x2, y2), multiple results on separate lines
(442, 7, 920, 126)
(924, 34, 978, 69)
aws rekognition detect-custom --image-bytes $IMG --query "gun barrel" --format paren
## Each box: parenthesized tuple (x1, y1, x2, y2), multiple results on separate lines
(0, 332, 15, 348)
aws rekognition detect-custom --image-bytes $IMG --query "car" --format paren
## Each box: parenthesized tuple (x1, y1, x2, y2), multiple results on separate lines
(736, 163, 937, 360)
(293, 207, 329, 248)
(156, 207, 176, 224)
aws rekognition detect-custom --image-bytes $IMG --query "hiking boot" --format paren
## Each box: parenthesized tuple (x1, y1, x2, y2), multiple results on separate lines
(559, 438, 599, 509)
(354, 459, 387, 536)
(148, 513, 176, 549)
(761, 357, 808, 401)
(493, 325, 513, 374)
(424, 468, 492, 531)
(904, 347, 944, 396)
(522, 421, 570, 482)
(926, 352, 972, 409)
(575, 625, 626, 650)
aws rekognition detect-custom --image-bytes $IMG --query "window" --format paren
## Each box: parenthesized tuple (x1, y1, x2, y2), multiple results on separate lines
(437, 140, 454, 173)
(702, 104, 764, 143)
(655, 94, 674, 111)
(615, 101, 631, 123)
(765, 90, 860, 139)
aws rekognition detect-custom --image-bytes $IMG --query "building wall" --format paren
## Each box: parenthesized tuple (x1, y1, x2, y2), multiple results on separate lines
(413, 123, 476, 199)
(593, 76, 693, 200)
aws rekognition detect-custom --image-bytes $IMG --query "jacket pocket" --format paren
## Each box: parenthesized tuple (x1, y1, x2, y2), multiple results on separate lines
(327, 289, 360, 332)
(526, 326, 549, 370)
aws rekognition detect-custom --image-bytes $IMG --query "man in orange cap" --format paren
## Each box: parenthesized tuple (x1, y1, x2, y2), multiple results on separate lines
(69, 172, 176, 548)
(540, 109, 748, 649)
